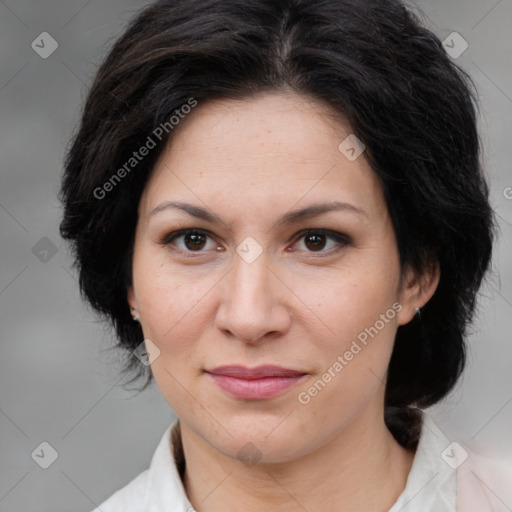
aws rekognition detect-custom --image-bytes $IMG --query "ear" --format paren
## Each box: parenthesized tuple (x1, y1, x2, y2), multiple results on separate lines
(396, 261, 440, 326)
(127, 286, 138, 317)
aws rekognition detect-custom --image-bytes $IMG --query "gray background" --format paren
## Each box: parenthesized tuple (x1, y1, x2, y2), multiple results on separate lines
(0, 1, 511, 511)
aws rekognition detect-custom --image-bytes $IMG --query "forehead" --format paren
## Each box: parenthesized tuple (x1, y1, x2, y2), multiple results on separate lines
(139, 92, 386, 223)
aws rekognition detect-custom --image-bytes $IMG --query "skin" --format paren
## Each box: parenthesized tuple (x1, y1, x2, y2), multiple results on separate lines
(127, 91, 440, 512)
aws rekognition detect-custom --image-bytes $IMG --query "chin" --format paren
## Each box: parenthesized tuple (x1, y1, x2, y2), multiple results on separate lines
(199, 413, 316, 465)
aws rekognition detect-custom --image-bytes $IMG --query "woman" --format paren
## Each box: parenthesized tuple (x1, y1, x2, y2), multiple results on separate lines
(59, 0, 510, 510)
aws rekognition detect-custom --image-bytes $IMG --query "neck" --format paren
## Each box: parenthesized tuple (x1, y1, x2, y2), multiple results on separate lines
(180, 404, 416, 512)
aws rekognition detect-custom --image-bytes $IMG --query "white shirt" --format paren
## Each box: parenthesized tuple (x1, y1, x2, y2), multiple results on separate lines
(92, 411, 512, 512)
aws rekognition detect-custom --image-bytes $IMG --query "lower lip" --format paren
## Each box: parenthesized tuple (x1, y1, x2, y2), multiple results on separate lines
(207, 373, 306, 400)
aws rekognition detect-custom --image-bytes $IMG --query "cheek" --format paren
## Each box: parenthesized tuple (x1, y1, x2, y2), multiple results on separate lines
(134, 262, 214, 410)
(292, 263, 400, 349)
(295, 305, 399, 435)
(133, 247, 217, 338)
(290, 264, 400, 409)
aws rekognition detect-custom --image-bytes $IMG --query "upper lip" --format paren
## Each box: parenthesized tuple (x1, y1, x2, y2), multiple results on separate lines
(206, 365, 307, 380)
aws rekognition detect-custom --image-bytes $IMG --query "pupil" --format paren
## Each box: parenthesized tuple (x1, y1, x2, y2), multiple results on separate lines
(305, 233, 326, 251)
(185, 232, 206, 250)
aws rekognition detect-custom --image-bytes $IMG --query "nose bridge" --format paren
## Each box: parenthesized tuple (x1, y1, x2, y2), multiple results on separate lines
(229, 249, 271, 314)
(215, 247, 289, 342)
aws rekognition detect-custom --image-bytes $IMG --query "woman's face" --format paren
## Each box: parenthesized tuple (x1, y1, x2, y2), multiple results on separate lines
(128, 92, 429, 463)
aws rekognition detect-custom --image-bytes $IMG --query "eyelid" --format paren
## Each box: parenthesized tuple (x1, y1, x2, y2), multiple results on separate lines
(291, 228, 350, 244)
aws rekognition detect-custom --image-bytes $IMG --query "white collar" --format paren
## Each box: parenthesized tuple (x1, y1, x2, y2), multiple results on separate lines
(389, 411, 456, 511)
(143, 420, 193, 512)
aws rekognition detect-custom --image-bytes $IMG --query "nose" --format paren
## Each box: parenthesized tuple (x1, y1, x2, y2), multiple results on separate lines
(214, 250, 292, 344)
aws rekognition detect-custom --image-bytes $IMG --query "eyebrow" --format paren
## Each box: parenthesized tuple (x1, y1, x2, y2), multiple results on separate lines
(148, 200, 367, 227)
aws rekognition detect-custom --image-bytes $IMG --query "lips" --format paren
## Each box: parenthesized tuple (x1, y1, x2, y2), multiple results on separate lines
(207, 365, 306, 379)
(205, 365, 308, 400)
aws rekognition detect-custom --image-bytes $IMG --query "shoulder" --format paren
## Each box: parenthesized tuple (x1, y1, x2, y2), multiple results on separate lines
(390, 409, 512, 512)
(88, 420, 185, 512)
(457, 449, 512, 512)
(418, 411, 512, 511)
(90, 469, 149, 512)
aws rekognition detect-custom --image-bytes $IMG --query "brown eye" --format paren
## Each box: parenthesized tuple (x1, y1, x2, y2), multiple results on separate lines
(162, 229, 217, 253)
(183, 231, 207, 250)
(304, 233, 327, 251)
(292, 229, 350, 255)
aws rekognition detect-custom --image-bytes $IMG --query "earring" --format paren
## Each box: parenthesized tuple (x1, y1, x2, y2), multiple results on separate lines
(415, 307, 421, 319)
(133, 315, 140, 322)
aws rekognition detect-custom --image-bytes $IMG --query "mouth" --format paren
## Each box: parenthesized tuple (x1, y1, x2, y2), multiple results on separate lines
(204, 365, 308, 400)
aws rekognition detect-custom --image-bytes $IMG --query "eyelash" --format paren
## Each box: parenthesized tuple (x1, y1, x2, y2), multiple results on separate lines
(160, 228, 351, 258)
